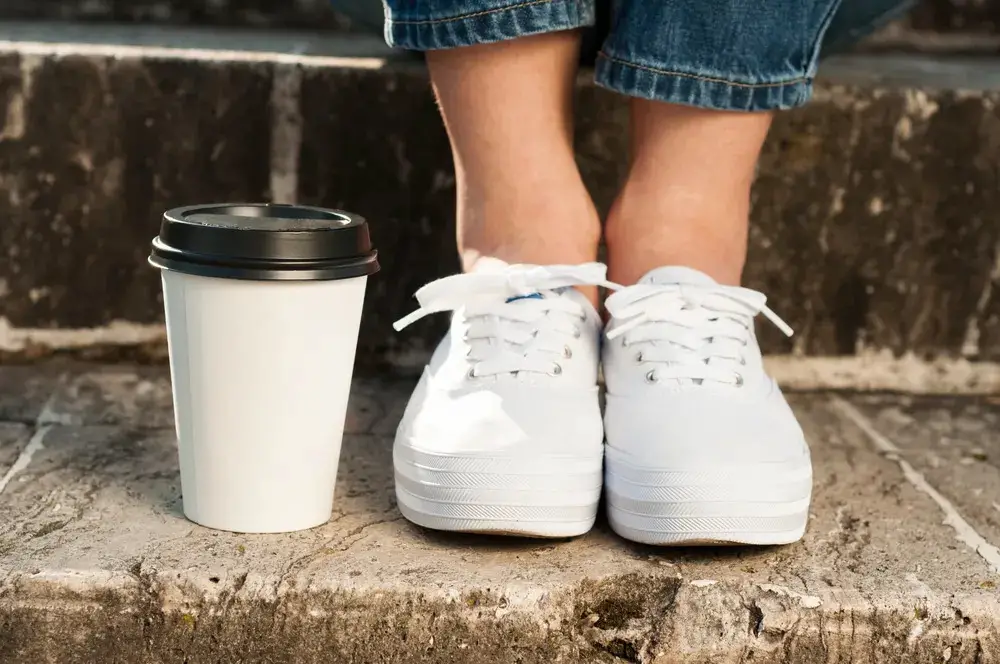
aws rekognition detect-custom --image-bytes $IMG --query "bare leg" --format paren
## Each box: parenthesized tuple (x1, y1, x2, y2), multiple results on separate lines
(427, 32, 600, 282)
(393, 33, 607, 541)
(605, 100, 773, 286)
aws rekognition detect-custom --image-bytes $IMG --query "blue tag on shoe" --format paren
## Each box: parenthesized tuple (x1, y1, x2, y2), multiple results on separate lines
(505, 292, 543, 303)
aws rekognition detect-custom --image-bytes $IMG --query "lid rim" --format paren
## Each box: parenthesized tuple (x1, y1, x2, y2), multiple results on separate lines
(169, 203, 364, 228)
(152, 203, 378, 282)
(148, 251, 379, 281)
(150, 236, 378, 268)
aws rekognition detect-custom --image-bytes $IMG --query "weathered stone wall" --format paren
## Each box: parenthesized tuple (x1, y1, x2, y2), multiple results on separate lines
(0, 45, 998, 370)
(908, 0, 1000, 32)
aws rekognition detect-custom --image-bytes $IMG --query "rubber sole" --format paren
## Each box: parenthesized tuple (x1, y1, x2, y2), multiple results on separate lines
(393, 442, 603, 538)
(605, 450, 812, 546)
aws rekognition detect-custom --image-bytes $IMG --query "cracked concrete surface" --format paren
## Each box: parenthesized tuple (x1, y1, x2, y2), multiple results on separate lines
(0, 364, 999, 663)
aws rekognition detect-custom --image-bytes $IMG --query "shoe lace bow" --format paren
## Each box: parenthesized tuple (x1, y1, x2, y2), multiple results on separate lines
(395, 263, 616, 377)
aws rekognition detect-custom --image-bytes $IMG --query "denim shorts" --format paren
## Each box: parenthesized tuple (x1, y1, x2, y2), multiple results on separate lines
(335, 0, 914, 111)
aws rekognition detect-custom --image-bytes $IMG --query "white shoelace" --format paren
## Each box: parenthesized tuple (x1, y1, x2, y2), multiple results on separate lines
(394, 263, 617, 378)
(605, 282, 793, 386)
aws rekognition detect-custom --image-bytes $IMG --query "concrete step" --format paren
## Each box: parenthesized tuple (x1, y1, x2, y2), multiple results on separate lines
(0, 364, 998, 663)
(1, 1, 998, 61)
(0, 26, 999, 392)
(0, 0, 993, 36)
(0, 0, 353, 29)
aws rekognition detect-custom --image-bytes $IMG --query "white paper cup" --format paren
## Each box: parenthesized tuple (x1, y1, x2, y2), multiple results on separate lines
(150, 204, 379, 533)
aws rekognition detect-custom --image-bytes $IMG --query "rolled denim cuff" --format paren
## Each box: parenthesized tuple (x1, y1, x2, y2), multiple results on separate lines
(596, 54, 811, 112)
(385, 0, 596, 51)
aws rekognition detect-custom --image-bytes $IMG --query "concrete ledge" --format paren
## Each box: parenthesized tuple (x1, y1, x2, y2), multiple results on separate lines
(0, 0, 352, 29)
(0, 32, 999, 384)
(0, 22, 399, 60)
(906, 0, 999, 34)
(1, 365, 999, 662)
(865, 24, 1000, 54)
(0, 0, 993, 36)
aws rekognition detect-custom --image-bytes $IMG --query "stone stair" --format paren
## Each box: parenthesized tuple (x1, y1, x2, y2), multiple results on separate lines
(0, 0, 351, 29)
(0, 10, 999, 664)
(1, 364, 999, 663)
(0, 0, 994, 36)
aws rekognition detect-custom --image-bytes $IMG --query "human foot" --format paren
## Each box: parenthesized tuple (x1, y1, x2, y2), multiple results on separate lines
(392, 261, 613, 537)
(602, 266, 811, 545)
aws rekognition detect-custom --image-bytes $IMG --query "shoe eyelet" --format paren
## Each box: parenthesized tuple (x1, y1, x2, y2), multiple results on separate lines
(550, 363, 563, 376)
(563, 345, 573, 359)
(572, 327, 582, 339)
(645, 370, 658, 384)
(467, 367, 478, 380)
(734, 373, 744, 387)
(634, 351, 644, 363)
(740, 356, 747, 366)
(741, 339, 748, 347)
(621, 337, 629, 348)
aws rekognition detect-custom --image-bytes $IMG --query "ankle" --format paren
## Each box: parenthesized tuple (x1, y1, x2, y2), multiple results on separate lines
(604, 189, 748, 285)
(459, 184, 602, 270)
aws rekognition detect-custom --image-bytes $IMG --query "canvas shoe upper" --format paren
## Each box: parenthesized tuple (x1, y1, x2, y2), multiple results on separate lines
(392, 260, 612, 537)
(602, 266, 812, 545)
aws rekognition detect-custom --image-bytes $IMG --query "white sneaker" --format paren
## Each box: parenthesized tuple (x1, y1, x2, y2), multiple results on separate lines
(392, 260, 612, 537)
(602, 266, 812, 545)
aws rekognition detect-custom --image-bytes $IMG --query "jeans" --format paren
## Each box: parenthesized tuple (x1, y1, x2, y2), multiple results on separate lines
(333, 0, 915, 111)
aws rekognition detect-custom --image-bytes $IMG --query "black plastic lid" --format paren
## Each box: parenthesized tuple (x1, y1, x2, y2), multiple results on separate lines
(149, 204, 379, 281)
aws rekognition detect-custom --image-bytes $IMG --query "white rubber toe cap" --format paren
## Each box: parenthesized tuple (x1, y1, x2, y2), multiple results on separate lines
(393, 375, 604, 537)
(604, 387, 808, 468)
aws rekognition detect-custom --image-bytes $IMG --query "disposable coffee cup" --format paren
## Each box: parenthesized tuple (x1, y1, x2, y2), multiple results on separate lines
(149, 204, 379, 533)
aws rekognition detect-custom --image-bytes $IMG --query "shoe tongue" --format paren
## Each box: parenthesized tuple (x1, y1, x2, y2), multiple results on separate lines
(471, 258, 562, 303)
(469, 259, 541, 302)
(639, 266, 717, 286)
(470, 259, 593, 314)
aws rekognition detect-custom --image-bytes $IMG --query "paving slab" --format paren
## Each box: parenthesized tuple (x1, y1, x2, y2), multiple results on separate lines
(0, 365, 998, 663)
(845, 394, 1000, 550)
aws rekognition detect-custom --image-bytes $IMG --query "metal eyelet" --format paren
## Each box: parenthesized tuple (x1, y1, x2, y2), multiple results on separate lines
(634, 351, 644, 363)
(550, 363, 563, 376)
(563, 346, 573, 359)
(645, 370, 658, 384)
(734, 374, 745, 387)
